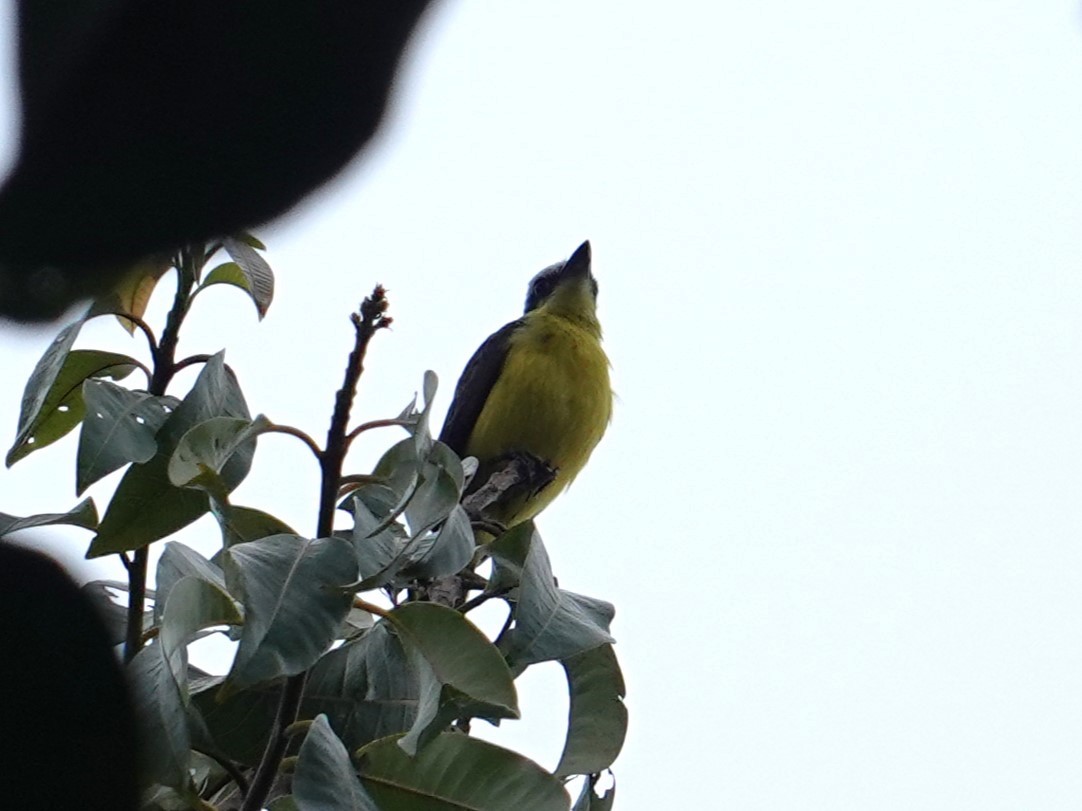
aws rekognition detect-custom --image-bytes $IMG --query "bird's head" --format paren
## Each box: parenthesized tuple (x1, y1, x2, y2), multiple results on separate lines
(523, 241, 599, 330)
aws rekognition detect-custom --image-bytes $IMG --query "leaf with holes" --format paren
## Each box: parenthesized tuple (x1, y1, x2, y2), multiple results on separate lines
(88, 353, 253, 556)
(168, 414, 271, 492)
(7, 343, 139, 466)
(77, 379, 178, 494)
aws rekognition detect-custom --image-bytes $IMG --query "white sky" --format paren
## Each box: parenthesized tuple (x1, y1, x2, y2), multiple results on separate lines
(3, 2, 1082, 808)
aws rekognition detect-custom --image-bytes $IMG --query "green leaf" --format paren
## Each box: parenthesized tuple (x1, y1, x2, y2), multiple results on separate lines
(193, 624, 417, 766)
(349, 497, 408, 589)
(6, 319, 81, 463)
(218, 236, 275, 319)
(0, 497, 98, 538)
(399, 504, 474, 581)
(356, 733, 569, 811)
(269, 797, 300, 811)
(304, 623, 419, 750)
(211, 502, 297, 549)
(88, 353, 253, 557)
(389, 603, 518, 756)
(369, 438, 422, 510)
(77, 380, 178, 494)
(555, 645, 627, 777)
(224, 534, 358, 688)
(237, 232, 267, 251)
(128, 644, 191, 790)
(168, 413, 272, 495)
(159, 575, 242, 687)
(403, 449, 463, 537)
(294, 714, 380, 811)
(572, 774, 616, 811)
(7, 339, 139, 466)
(155, 541, 228, 624)
(410, 370, 438, 459)
(491, 525, 615, 671)
(190, 680, 279, 766)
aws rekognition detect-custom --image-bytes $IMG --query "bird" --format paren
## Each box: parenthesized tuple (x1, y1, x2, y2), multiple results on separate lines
(439, 240, 612, 530)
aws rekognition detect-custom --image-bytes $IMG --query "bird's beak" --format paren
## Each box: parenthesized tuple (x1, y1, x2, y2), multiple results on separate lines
(561, 240, 592, 279)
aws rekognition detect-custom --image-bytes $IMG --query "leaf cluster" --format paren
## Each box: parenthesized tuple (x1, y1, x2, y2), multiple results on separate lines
(2, 241, 625, 811)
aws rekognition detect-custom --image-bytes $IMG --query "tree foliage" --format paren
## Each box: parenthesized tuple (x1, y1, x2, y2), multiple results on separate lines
(2, 242, 626, 810)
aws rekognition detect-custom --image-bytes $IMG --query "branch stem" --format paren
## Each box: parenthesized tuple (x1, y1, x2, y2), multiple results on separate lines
(242, 286, 390, 811)
(123, 251, 198, 663)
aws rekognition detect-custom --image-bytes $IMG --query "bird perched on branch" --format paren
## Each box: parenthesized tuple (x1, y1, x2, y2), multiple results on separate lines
(439, 240, 612, 530)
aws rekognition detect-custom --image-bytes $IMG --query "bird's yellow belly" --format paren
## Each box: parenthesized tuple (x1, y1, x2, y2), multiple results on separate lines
(466, 315, 611, 520)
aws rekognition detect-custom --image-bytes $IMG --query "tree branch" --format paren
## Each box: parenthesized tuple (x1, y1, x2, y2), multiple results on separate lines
(242, 286, 391, 811)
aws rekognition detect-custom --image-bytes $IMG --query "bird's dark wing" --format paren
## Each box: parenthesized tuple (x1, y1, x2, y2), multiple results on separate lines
(439, 318, 523, 455)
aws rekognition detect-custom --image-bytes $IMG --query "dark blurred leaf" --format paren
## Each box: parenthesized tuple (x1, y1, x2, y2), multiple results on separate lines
(89, 353, 252, 556)
(0, 1, 434, 320)
(294, 714, 380, 811)
(0, 497, 97, 538)
(77, 380, 178, 494)
(224, 534, 357, 688)
(555, 645, 627, 778)
(1, 544, 139, 809)
(219, 237, 275, 318)
(7, 338, 138, 466)
(389, 603, 517, 756)
(356, 732, 569, 811)
(492, 525, 615, 671)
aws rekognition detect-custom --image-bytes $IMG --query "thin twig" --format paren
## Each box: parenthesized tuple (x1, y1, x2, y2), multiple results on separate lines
(242, 286, 391, 811)
(354, 597, 393, 620)
(345, 417, 414, 444)
(264, 424, 323, 460)
(457, 588, 510, 615)
(192, 746, 250, 797)
(123, 251, 197, 664)
(100, 310, 158, 352)
(172, 353, 213, 374)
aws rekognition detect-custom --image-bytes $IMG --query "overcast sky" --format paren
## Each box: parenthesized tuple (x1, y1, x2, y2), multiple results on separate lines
(4, 2, 1082, 809)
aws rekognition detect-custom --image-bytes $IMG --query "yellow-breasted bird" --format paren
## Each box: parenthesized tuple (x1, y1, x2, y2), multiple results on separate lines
(439, 240, 612, 528)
